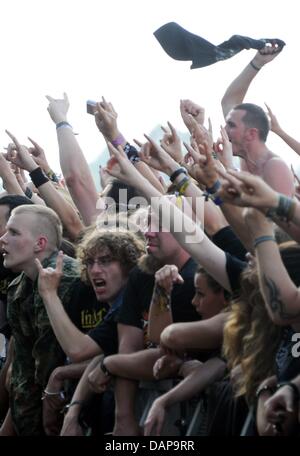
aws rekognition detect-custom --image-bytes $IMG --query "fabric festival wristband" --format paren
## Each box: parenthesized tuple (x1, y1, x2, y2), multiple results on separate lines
(111, 134, 125, 147)
(206, 180, 221, 194)
(29, 167, 49, 188)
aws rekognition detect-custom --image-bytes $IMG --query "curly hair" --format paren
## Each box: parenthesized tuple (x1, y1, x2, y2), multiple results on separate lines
(77, 229, 146, 284)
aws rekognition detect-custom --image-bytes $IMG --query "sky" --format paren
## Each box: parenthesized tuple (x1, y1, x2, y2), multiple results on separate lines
(1, 0, 300, 185)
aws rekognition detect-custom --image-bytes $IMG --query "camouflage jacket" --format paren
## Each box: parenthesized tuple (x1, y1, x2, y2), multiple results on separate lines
(7, 252, 80, 435)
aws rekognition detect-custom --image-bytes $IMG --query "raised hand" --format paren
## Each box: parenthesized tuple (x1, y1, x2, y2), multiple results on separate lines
(137, 134, 178, 175)
(154, 264, 184, 295)
(252, 42, 284, 69)
(217, 169, 278, 209)
(183, 140, 218, 188)
(46, 92, 69, 124)
(265, 103, 282, 135)
(28, 137, 51, 174)
(214, 126, 234, 169)
(160, 122, 183, 164)
(189, 116, 213, 151)
(180, 99, 205, 133)
(35, 251, 64, 298)
(5, 131, 37, 172)
(94, 97, 119, 141)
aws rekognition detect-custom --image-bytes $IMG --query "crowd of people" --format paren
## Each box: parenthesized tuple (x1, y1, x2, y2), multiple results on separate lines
(1, 41, 300, 437)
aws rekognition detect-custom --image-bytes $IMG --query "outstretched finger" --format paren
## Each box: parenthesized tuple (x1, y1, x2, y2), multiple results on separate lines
(208, 117, 213, 135)
(27, 136, 42, 151)
(133, 138, 143, 148)
(35, 257, 44, 273)
(167, 121, 178, 139)
(63, 92, 69, 104)
(5, 130, 21, 149)
(45, 95, 55, 102)
(55, 251, 64, 274)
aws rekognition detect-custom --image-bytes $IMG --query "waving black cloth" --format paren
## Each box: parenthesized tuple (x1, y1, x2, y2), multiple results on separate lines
(154, 22, 285, 69)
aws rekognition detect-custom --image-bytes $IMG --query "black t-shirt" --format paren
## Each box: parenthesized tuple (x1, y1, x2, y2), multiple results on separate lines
(212, 226, 247, 261)
(225, 252, 246, 295)
(87, 292, 124, 356)
(65, 281, 108, 333)
(117, 257, 199, 331)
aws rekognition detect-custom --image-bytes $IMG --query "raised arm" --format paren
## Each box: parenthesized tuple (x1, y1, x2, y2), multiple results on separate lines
(46, 93, 99, 225)
(244, 208, 300, 325)
(94, 97, 164, 193)
(221, 45, 283, 118)
(35, 253, 102, 362)
(5, 131, 83, 241)
(147, 265, 183, 344)
(106, 143, 231, 292)
(0, 151, 24, 196)
(265, 103, 300, 157)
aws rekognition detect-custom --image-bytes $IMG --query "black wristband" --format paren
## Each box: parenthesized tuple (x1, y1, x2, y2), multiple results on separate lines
(170, 167, 187, 183)
(29, 167, 49, 188)
(277, 381, 300, 402)
(100, 357, 112, 377)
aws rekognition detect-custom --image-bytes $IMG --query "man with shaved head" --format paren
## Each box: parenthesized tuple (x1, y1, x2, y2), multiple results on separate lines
(0, 204, 79, 435)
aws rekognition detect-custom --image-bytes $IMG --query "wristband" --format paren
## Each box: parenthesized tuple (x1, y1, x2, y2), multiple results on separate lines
(29, 167, 49, 188)
(250, 61, 261, 71)
(170, 167, 187, 183)
(206, 180, 221, 195)
(63, 400, 85, 414)
(176, 176, 190, 195)
(211, 194, 223, 206)
(42, 389, 65, 400)
(276, 382, 300, 402)
(100, 357, 112, 377)
(253, 235, 276, 249)
(56, 121, 72, 130)
(46, 169, 59, 183)
(111, 134, 125, 147)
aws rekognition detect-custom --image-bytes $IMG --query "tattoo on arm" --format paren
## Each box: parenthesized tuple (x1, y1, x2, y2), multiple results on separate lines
(263, 274, 300, 320)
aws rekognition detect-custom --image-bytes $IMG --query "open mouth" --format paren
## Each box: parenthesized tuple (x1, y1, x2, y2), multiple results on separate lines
(93, 279, 106, 291)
